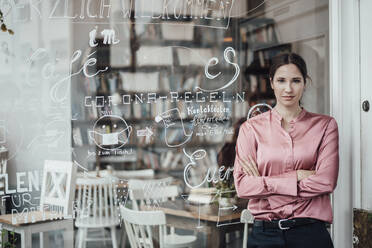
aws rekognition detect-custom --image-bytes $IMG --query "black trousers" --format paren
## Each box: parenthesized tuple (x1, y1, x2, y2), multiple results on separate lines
(247, 221, 334, 248)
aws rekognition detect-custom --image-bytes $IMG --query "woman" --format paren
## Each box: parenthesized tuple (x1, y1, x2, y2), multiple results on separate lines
(234, 53, 339, 248)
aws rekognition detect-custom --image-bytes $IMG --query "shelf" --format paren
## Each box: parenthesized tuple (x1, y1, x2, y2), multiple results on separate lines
(249, 42, 291, 52)
(72, 117, 231, 127)
(239, 17, 276, 26)
(244, 66, 269, 75)
(72, 144, 95, 149)
(138, 39, 235, 49)
(72, 16, 283, 173)
(88, 155, 137, 163)
(72, 120, 97, 125)
(92, 89, 244, 99)
(75, 142, 222, 150)
(105, 64, 236, 74)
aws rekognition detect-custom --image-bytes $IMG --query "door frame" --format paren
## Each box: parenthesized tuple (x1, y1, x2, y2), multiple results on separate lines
(330, 0, 361, 247)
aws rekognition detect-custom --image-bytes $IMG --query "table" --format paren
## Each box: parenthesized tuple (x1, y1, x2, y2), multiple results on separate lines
(76, 171, 180, 188)
(146, 198, 249, 248)
(0, 211, 73, 248)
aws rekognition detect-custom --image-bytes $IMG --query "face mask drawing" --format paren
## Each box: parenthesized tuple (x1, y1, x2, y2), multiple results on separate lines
(89, 115, 132, 150)
(155, 108, 193, 148)
(92, 129, 131, 146)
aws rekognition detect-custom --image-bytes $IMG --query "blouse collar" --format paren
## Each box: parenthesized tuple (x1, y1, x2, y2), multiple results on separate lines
(271, 107, 307, 123)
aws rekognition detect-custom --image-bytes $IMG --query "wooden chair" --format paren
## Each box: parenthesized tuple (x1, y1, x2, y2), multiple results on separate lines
(74, 177, 120, 248)
(240, 209, 254, 248)
(120, 206, 197, 248)
(0, 160, 77, 248)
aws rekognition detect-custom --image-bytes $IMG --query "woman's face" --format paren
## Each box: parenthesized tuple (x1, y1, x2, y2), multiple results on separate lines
(270, 63, 305, 108)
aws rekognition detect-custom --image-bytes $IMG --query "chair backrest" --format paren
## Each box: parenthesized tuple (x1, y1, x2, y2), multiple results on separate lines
(77, 169, 155, 179)
(78, 170, 100, 178)
(40, 160, 77, 216)
(128, 177, 173, 191)
(75, 177, 119, 226)
(130, 185, 178, 210)
(120, 206, 166, 248)
(114, 169, 155, 179)
(77, 170, 112, 178)
(240, 209, 254, 248)
(128, 177, 174, 210)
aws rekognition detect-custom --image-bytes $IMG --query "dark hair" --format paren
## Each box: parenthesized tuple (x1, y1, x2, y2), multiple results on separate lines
(217, 117, 246, 187)
(269, 52, 309, 84)
(217, 117, 246, 168)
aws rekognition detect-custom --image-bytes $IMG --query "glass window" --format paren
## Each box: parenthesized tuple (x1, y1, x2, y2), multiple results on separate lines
(0, 0, 329, 247)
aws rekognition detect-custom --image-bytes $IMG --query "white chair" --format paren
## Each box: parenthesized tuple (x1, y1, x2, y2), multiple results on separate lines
(120, 206, 197, 248)
(128, 182, 197, 248)
(0, 160, 77, 248)
(114, 169, 155, 179)
(240, 209, 254, 248)
(74, 177, 120, 248)
(128, 177, 174, 211)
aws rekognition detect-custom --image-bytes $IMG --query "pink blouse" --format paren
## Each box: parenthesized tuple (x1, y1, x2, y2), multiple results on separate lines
(233, 108, 339, 223)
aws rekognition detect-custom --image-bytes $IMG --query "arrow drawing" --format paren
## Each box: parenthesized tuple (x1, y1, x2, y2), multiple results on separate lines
(137, 127, 154, 143)
(216, 190, 241, 227)
(181, 189, 241, 229)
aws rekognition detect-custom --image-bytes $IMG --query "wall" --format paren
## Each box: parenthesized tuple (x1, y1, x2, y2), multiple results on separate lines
(263, 0, 330, 114)
(359, 0, 372, 211)
(330, 0, 358, 247)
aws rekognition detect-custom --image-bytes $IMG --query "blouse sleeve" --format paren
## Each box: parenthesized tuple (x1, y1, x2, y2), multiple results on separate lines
(297, 118, 339, 198)
(233, 122, 298, 199)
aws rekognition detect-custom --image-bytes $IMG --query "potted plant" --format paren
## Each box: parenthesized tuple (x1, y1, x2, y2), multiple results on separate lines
(214, 180, 236, 207)
(1, 230, 17, 248)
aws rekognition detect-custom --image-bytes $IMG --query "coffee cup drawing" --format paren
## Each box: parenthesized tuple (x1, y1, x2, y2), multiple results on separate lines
(155, 108, 193, 148)
(89, 115, 132, 150)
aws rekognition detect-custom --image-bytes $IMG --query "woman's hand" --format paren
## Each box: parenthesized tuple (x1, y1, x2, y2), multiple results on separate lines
(296, 170, 315, 181)
(239, 155, 260, 177)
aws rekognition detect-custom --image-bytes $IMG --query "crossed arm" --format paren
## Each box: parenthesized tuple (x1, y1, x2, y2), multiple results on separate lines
(233, 118, 339, 202)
